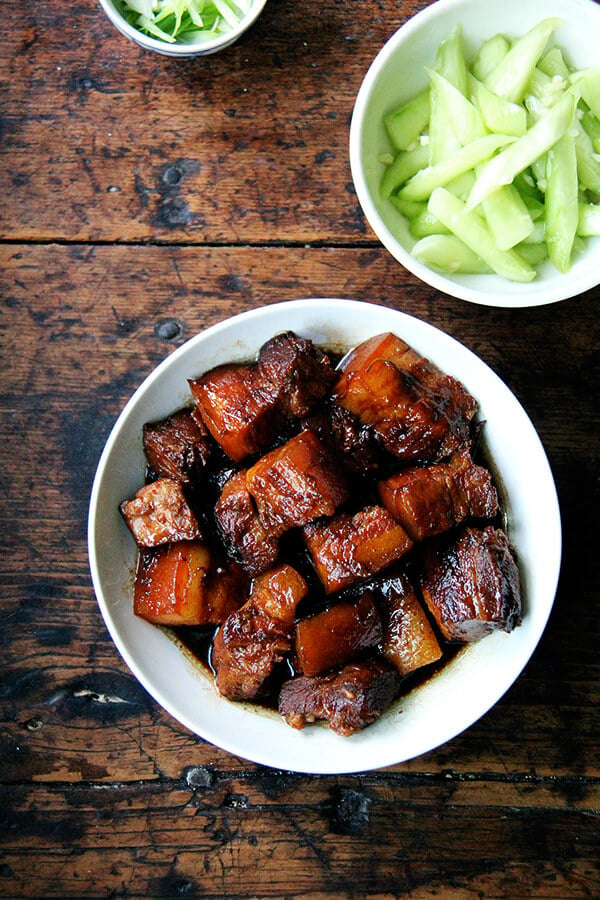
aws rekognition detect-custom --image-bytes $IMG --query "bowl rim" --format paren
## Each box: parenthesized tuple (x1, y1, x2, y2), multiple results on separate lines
(99, 0, 268, 55)
(88, 298, 562, 773)
(349, 0, 600, 307)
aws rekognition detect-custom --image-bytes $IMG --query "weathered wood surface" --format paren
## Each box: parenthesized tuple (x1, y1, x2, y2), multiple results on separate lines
(1, 0, 599, 897)
(0, 0, 417, 244)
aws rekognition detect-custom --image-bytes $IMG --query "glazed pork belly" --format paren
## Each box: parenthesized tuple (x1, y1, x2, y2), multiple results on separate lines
(214, 469, 280, 576)
(333, 332, 477, 463)
(419, 526, 521, 642)
(376, 572, 442, 676)
(378, 449, 499, 542)
(303, 401, 382, 475)
(120, 478, 203, 547)
(189, 332, 336, 462)
(303, 505, 413, 594)
(189, 364, 280, 462)
(294, 592, 383, 677)
(212, 564, 308, 701)
(246, 430, 349, 534)
(257, 331, 337, 418)
(134, 541, 247, 626)
(143, 408, 212, 483)
(279, 659, 402, 735)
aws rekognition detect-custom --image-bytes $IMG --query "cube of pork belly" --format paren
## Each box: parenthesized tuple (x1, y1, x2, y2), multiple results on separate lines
(279, 660, 401, 735)
(294, 592, 383, 677)
(378, 449, 499, 542)
(376, 572, 442, 676)
(120, 478, 203, 548)
(257, 331, 337, 418)
(419, 526, 522, 642)
(142, 408, 212, 483)
(189, 364, 280, 462)
(214, 470, 280, 576)
(336, 332, 477, 421)
(333, 332, 476, 463)
(212, 564, 308, 701)
(303, 506, 413, 594)
(303, 402, 382, 474)
(246, 430, 349, 534)
(134, 541, 247, 626)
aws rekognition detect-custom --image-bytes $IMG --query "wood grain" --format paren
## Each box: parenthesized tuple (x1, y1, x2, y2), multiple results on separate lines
(0, 0, 421, 243)
(1, 0, 599, 895)
(1, 779, 599, 898)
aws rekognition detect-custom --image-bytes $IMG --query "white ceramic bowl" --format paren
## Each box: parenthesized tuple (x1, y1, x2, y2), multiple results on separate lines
(349, 0, 600, 307)
(99, 0, 268, 57)
(88, 299, 561, 773)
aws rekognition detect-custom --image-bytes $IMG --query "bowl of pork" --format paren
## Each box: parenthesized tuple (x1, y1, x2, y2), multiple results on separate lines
(88, 298, 561, 774)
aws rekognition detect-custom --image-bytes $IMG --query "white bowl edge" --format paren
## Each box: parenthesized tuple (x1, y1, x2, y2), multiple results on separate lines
(349, 0, 600, 307)
(88, 298, 562, 773)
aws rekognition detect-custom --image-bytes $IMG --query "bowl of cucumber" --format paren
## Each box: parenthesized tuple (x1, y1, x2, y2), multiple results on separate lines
(349, 0, 600, 307)
(100, 0, 268, 57)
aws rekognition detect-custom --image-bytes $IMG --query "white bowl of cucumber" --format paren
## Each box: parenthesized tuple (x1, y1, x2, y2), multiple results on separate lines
(350, 0, 600, 307)
(100, 0, 268, 57)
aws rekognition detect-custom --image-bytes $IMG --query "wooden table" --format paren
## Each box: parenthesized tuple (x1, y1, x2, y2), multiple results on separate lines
(1, 1, 598, 896)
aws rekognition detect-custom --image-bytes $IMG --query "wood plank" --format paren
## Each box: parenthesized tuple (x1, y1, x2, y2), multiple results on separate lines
(1, 244, 598, 787)
(0, 0, 427, 242)
(1, 781, 598, 898)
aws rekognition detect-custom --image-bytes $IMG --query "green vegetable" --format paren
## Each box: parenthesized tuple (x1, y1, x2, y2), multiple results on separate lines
(407, 208, 450, 239)
(380, 143, 430, 201)
(471, 34, 510, 82)
(429, 68, 462, 164)
(571, 68, 600, 119)
(484, 18, 562, 103)
(379, 19, 600, 280)
(399, 133, 514, 202)
(428, 70, 486, 146)
(481, 183, 535, 250)
(384, 91, 431, 152)
(434, 25, 469, 96)
(117, 0, 250, 43)
(538, 47, 571, 81)
(578, 203, 600, 236)
(428, 187, 536, 282)
(412, 234, 491, 274)
(517, 242, 549, 265)
(466, 93, 576, 210)
(470, 76, 527, 137)
(545, 135, 579, 272)
(574, 123, 600, 193)
(581, 108, 600, 153)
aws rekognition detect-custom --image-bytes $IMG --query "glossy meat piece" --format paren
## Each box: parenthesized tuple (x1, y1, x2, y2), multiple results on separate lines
(376, 572, 442, 676)
(246, 430, 349, 534)
(258, 331, 337, 418)
(120, 478, 203, 548)
(134, 541, 247, 626)
(279, 659, 401, 735)
(333, 332, 477, 463)
(214, 470, 280, 576)
(303, 505, 413, 594)
(143, 408, 212, 483)
(294, 592, 383, 677)
(189, 364, 280, 462)
(378, 449, 499, 542)
(212, 564, 308, 701)
(419, 526, 521, 642)
(303, 401, 382, 474)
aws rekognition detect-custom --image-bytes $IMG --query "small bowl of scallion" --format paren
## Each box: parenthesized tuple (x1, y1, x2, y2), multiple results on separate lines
(349, 0, 600, 307)
(100, 0, 268, 57)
